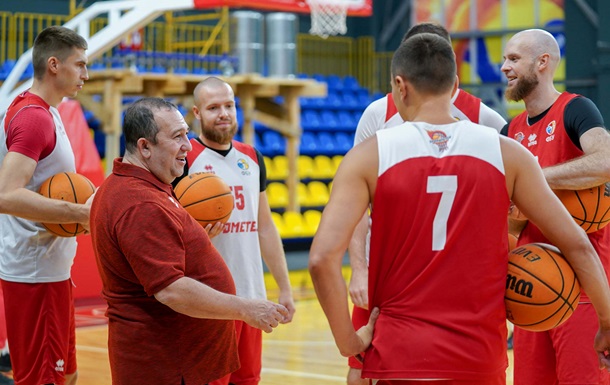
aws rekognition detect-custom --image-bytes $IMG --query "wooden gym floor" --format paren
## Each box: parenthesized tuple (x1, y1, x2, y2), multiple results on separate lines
(71, 269, 515, 385)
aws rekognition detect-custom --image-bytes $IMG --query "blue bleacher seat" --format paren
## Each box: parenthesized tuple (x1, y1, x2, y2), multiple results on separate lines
(299, 97, 314, 108)
(88, 61, 105, 71)
(300, 132, 318, 156)
(192, 67, 208, 75)
(337, 111, 356, 131)
(0, 60, 16, 80)
(173, 67, 189, 74)
(19, 63, 33, 80)
(326, 74, 343, 92)
(319, 110, 340, 130)
(335, 132, 353, 154)
(313, 73, 326, 83)
(341, 92, 359, 110)
(302, 110, 321, 131)
(325, 92, 343, 110)
(343, 76, 360, 91)
(372, 92, 385, 101)
(262, 131, 285, 157)
(357, 92, 371, 109)
(151, 65, 166, 73)
(236, 109, 244, 127)
(317, 132, 337, 156)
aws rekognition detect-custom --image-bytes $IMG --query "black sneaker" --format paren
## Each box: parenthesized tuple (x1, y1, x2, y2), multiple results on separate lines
(0, 354, 10, 373)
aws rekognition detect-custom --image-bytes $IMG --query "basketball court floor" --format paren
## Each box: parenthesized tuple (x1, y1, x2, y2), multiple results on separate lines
(71, 268, 516, 385)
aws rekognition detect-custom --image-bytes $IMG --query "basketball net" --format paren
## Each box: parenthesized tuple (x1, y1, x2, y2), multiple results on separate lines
(306, 0, 350, 38)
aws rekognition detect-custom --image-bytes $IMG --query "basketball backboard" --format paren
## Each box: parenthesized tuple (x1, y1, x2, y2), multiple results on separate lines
(193, 0, 372, 17)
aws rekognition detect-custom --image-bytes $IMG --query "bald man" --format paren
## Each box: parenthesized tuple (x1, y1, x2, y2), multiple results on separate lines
(501, 29, 610, 385)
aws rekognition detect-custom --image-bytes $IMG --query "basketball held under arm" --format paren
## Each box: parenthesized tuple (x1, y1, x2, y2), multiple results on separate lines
(503, 137, 610, 334)
(543, 127, 610, 190)
(0, 152, 90, 225)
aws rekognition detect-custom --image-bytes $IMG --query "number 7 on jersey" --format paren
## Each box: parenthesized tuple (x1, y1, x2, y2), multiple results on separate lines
(427, 175, 457, 251)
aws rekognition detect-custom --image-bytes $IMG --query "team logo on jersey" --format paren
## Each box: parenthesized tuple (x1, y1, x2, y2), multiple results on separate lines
(204, 164, 214, 173)
(545, 120, 556, 142)
(237, 158, 249, 170)
(514, 132, 525, 143)
(545, 120, 556, 135)
(527, 133, 537, 147)
(237, 158, 251, 176)
(426, 130, 451, 152)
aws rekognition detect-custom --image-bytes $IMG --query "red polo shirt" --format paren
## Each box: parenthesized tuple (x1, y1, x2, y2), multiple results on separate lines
(91, 159, 238, 385)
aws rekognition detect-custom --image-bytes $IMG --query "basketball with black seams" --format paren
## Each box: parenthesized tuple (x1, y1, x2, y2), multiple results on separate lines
(174, 172, 234, 227)
(555, 183, 610, 233)
(505, 243, 580, 332)
(39, 172, 96, 237)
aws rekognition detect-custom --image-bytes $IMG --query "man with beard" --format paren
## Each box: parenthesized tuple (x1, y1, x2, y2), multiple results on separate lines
(501, 29, 610, 385)
(174, 77, 295, 385)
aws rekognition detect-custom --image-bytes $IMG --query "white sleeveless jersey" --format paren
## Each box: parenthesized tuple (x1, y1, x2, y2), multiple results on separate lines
(0, 99, 77, 283)
(354, 91, 505, 146)
(186, 140, 266, 300)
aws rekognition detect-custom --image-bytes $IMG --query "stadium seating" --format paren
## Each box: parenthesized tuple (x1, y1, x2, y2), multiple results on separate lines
(271, 212, 288, 238)
(298, 155, 315, 180)
(267, 182, 289, 209)
(303, 210, 322, 237)
(273, 155, 289, 180)
(283, 211, 306, 238)
(312, 155, 335, 180)
(300, 132, 319, 156)
(307, 181, 330, 207)
(316, 132, 337, 156)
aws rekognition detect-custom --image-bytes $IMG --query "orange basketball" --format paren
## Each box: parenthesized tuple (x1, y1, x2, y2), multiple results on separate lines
(505, 243, 580, 332)
(174, 172, 234, 227)
(555, 183, 610, 233)
(39, 172, 96, 237)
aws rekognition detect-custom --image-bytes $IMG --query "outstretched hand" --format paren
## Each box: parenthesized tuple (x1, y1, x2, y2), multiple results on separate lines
(243, 299, 289, 333)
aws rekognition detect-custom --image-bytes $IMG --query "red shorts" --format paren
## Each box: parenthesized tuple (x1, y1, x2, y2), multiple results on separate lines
(349, 305, 370, 370)
(513, 303, 610, 385)
(209, 320, 262, 385)
(373, 377, 504, 385)
(1, 279, 76, 385)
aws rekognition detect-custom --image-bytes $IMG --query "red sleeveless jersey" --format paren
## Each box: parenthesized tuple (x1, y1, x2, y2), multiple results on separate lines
(364, 121, 509, 380)
(507, 92, 610, 301)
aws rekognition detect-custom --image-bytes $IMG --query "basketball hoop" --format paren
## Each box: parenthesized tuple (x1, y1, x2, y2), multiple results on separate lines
(306, 0, 353, 38)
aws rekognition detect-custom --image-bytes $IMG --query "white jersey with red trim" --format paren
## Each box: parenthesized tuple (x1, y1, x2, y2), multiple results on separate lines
(186, 139, 266, 300)
(353, 90, 506, 146)
(0, 93, 77, 283)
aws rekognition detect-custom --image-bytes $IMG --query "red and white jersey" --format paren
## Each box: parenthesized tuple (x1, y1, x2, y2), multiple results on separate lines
(0, 91, 77, 283)
(363, 120, 510, 380)
(186, 139, 266, 300)
(354, 90, 506, 146)
(507, 92, 610, 302)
